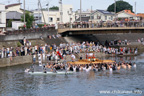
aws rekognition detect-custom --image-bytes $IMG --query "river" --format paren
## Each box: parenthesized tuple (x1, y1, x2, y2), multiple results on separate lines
(0, 54, 144, 96)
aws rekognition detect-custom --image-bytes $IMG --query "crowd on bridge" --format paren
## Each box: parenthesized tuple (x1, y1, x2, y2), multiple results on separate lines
(58, 20, 144, 29)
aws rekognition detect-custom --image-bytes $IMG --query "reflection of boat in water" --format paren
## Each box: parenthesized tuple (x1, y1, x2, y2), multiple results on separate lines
(117, 53, 137, 57)
(106, 53, 137, 57)
(28, 71, 74, 75)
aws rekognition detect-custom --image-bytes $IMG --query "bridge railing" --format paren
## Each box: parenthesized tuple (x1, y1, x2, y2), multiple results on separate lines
(58, 21, 144, 29)
(4, 27, 55, 35)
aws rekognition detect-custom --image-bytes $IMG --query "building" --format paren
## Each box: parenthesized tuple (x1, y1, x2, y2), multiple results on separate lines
(12, 21, 24, 30)
(75, 16, 90, 22)
(6, 11, 22, 26)
(0, 4, 6, 32)
(92, 10, 115, 23)
(116, 10, 140, 20)
(33, 10, 60, 25)
(62, 5, 75, 24)
(5, 3, 33, 28)
(75, 9, 92, 22)
(33, 4, 75, 25)
(5, 3, 22, 13)
(137, 13, 144, 20)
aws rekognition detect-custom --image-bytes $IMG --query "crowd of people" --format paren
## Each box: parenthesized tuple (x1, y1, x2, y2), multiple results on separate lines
(0, 40, 138, 61)
(0, 37, 138, 73)
(58, 20, 144, 29)
(27, 59, 137, 73)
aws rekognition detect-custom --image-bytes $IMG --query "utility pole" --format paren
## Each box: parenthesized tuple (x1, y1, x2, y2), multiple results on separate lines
(114, 0, 116, 14)
(38, 0, 40, 24)
(24, 0, 26, 27)
(59, 0, 63, 23)
(135, 2, 136, 14)
(80, 0, 82, 22)
(114, 0, 117, 21)
(90, 6, 92, 22)
(39, 0, 46, 24)
(47, 2, 49, 25)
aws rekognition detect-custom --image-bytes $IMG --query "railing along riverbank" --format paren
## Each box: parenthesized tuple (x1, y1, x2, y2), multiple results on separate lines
(4, 27, 55, 35)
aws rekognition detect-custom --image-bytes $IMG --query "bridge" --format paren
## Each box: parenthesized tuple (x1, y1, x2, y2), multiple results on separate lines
(58, 27, 144, 35)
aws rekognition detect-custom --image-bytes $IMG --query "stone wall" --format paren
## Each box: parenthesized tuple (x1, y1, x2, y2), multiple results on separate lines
(0, 55, 32, 68)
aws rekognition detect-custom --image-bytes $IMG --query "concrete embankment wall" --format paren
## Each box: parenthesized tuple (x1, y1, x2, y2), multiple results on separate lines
(0, 30, 57, 41)
(0, 55, 32, 68)
(0, 29, 67, 47)
(64, 33, 144, 44)
(94, 33, 144, 44)
(64, 34, 99, 43)
(0, 41, 19, 48)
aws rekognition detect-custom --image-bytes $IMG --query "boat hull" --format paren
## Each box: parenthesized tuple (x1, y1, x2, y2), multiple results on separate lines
(28, 71, 74, 75)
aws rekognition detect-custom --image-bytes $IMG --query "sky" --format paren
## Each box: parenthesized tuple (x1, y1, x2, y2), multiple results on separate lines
(0, 0, 144, 13)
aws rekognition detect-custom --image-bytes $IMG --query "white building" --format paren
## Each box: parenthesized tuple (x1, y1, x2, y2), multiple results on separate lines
(33, 4, 75, 25)
(62, 5, 75, 24)
(92, 10, 115, 23)
(75, 9, 92, 20)
(0, 4, 6, 32)
(12, 21, 24, 30)
(117, 10, 140, 20)
(5, 3, 23, 14)
(34, 10, 60, 25)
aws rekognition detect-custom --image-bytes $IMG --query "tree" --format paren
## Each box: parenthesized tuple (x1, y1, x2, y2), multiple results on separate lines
(107, 0, 133, 13)
(7, 19, 13, 27)
(21, 11, 34, 28)
(49, 6, 59, 11)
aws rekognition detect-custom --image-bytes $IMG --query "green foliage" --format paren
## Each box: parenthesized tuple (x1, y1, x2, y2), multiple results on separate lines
(37, 24, 44, 28)
(107, 0, 133, 13)
(49, 6, 59, 11)
(17, 42, 21, 47)
(21, 11, 34, 28)
(19, 26, 25, 30)
(37, 24, 47, 28)
(7, 19, 13, 27)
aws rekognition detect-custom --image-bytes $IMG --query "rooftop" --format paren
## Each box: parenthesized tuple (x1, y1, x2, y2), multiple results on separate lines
(123, 10, 136, 16)
(137, 13, 144, 18)
(93, 10, 115, 15)
(6, 11, 22, 20)
(6, 3, 21, 8)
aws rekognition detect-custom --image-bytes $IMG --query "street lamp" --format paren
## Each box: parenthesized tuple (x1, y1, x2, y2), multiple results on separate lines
(67, 8, 73, 28)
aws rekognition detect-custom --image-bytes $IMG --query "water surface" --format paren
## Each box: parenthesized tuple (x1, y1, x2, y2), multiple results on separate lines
(0, 55, 144, 96)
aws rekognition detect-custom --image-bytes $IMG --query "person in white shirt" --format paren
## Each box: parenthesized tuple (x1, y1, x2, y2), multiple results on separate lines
(33, 53, 36, 64)
(38, 53, 42, 66)
(55, 54, 58, 63)
(42, 53, 45, 63)
(71, 54, 76, 62)
(24, 46, 27, 55)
